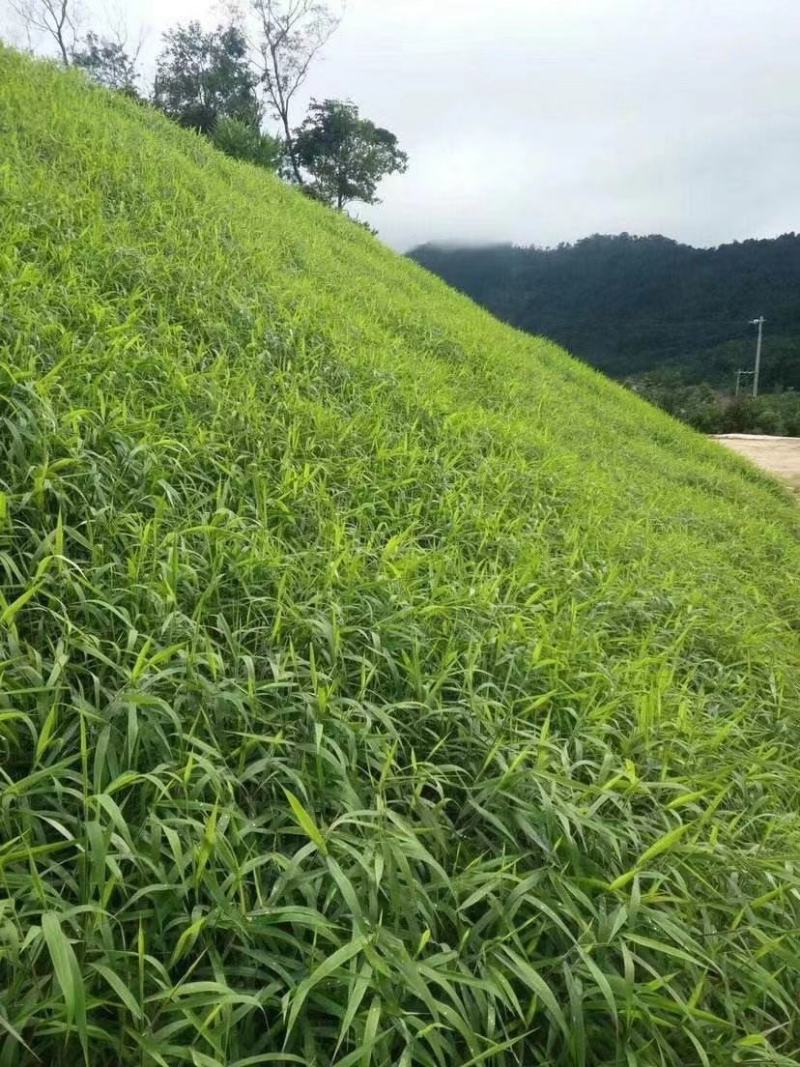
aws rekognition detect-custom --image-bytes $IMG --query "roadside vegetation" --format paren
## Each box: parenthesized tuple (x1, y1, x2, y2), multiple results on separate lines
(3, 50, 800, 1067)
(625, 374, 800, 436)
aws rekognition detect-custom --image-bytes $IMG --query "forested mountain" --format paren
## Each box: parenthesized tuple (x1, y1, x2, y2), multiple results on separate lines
(409, 233, 800, 390)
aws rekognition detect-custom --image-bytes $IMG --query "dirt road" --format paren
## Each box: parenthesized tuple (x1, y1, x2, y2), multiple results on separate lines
(713, 434, 800, 492)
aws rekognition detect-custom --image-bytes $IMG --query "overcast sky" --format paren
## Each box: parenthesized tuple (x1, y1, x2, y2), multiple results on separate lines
(7, 0, 799, 250)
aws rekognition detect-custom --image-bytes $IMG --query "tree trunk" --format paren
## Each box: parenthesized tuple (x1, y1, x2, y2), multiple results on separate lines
(55, 0, 70, 66)
(281, 110, 304, 185)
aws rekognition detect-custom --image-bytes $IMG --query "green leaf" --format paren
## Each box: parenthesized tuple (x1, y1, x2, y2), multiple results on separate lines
(608, 822, 693, 891)
(0, 1011, 36, 1058)
(41, 911, 86, 1050)
(499, 948, 569, 1039)
(286, 935, 369, 1037)
(637, 821, 693, 867)
(284, 789, 327, 854)
(90, 962, 143, 1020)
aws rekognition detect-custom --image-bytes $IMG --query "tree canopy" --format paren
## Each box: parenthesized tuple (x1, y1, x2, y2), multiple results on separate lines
(72, 32, 139, 94)
(294, 98, 408, 209)
(153, 22, 260, 136)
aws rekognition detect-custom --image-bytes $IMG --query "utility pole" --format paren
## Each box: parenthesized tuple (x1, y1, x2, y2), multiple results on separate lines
(749, 316, 765, 398)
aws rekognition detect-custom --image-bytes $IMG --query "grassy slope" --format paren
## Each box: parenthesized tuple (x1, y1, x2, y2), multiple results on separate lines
(2, 49, 800, 1066)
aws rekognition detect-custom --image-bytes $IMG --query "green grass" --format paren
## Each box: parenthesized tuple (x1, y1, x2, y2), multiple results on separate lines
(2, 48, 800, 1067)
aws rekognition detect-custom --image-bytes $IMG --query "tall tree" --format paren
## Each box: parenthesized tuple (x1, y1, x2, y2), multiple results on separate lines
(7, 0, 75, 65)
(72, 30, 139, 93)
(249, 0, 339, 184)
(154, 21, 260, 136)
(293, 98, 408, 211)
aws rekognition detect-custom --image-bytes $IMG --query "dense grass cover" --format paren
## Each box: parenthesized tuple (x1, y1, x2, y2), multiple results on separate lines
(2, 49, 800, 1067)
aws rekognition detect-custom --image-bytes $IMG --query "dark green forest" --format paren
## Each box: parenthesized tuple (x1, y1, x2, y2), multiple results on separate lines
(409, 234, 800, 432)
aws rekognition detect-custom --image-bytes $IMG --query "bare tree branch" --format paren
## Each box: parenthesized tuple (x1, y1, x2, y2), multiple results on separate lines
(102, 0, 147, 66)
(7, 0, 77, 65)
(248, 0, 340, 184)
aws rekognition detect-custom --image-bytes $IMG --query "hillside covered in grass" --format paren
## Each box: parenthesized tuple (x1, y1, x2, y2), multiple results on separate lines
(2, 49, 800, 1066)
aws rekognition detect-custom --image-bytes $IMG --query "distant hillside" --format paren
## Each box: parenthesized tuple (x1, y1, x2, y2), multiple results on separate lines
(4, 48, 800, 1066)
(409, 233, 800, 388)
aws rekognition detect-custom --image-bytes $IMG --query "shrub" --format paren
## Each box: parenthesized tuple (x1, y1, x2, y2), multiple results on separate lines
(211, 114, 282, 169)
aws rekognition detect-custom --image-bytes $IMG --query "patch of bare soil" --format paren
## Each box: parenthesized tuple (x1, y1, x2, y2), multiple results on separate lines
(713, 434, 800, 492)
